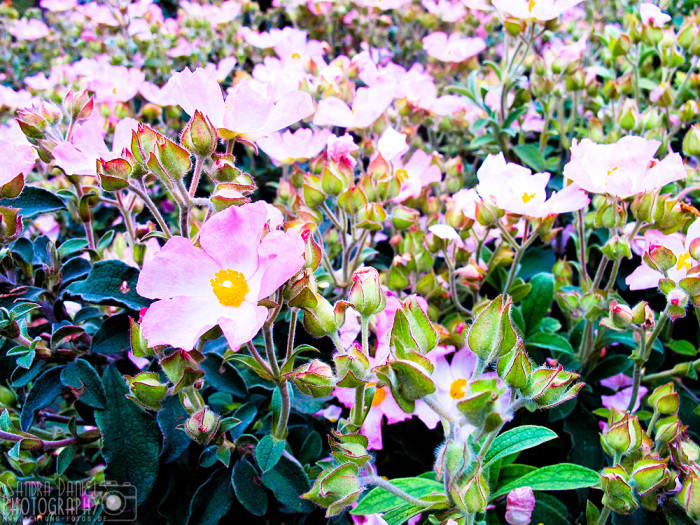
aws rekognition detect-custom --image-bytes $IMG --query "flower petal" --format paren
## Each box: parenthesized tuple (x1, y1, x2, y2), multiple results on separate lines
(218, 300, 269, 351)
(252, 229, 306, 299)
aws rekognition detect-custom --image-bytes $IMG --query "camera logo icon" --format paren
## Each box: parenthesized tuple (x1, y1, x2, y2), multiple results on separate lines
(91, 481, 138, 522)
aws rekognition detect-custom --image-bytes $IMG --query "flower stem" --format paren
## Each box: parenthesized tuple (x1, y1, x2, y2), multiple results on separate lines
(627, 308, 669, 412)
(597, 506, 612, 525)
(359, 476, 434, 508)
(576, 209, 591, 290)
(129, 182, 172, 238)
(286, 308, 297, 361)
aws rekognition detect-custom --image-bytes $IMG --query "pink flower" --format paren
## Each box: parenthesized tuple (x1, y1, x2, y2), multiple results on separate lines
(601, 374, 647, 413)
(492, 0, 584, 20)
(477, 153, 589, 217)
(9, 19, 50, 41)
(0, 140, 35, 186)
(137, 202, 305, 351)
(640, 3, 670, 27)
(313, 87, 394, 129)
(163, 68, 314, 142)
(505, 487, 536, 525)
(39, 0, 77, 11)
(564, 137, 687, 198)
(327, 133, 359, 167)
(421, 0, 466, 21)
(257, 128, 331, 165)
(625, 220, 700, 290)
(393, 150, 442, 202)
(422, 32, 486, 63)
(377, 128, 409, 162)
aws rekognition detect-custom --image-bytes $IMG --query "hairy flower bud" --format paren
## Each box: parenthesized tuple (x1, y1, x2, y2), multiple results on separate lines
(348, 267, 386, 317)
(181, 110, 218, 157)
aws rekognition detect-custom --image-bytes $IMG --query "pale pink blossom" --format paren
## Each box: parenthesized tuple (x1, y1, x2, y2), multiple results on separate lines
(314, 405, 343, 422)
(601, 373, 647, 413)
(422, 32, 486, 62)
(564, 136, 687, 199)
(394, 150, 442, 202)
(492, 0, 584, 20)
(421, 0, 466, 21)
(354, 0, 412, 9)
(313, 86, 394, 129)
(40, 0, 77, 11)
(327, 133, 359, 167)
(377, 128, 409, 162)
(179, 0, 241, 25)
(0, 140, 35, 186)
(640, 3, 670, 27)
(625, 220, 700, 291)
(505, 487, 536, 525)
(79, 3, 120, 26)
(163, 68, 314, 142)
(257, 128, 331, 165)
(9, 19, 50, 41)
(477, 153, 589, 217)
(137, 202, 305, 351)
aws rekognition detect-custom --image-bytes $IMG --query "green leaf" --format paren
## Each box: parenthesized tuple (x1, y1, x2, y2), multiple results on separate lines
(256, 435, 286, 472)
(60, 359, 107, 409)
(157, 395, 191, 464)
(187, 468, 234, 525)
(490, 463, 599, 499)
(526, 332, 574, 354)
(667, 339, 697, 356)
(20, 367, 67, 431)
(65, 260, 151, 311)
(382, 504, 426, 525)
(57, 239, 88, 259)
(483, 425, 558, 467)
(352, 477, 444, 515)
(0, 186, 66, 218)
(91, 314, 130, 354)
(299, 431, 322, 465)
(531, 492, 569, 525)
(588, 355, 633, 382)
(201, 352, 247, 398)
(521, 273, 554, 335)
(260, 456, 313, 513)
(56, 446, 75, 475)
(94, 365, 161, 504)
(232, 459, 268, 516)
(513, 144, 547, 172)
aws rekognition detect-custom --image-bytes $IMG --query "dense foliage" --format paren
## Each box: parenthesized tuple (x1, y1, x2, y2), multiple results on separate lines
(0, 0, 699, 524)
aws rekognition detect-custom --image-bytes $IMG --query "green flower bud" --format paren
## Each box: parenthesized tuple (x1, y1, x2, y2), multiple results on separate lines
(302, 462, 362, 517)
(678, 470, 700, 521)
(348, 266, 386, 317)
(605, 413, 644, 455)
(125, 372, 169, 410)
(390, 296, 438, 356)
(683, 124, 700, 157)
(467, 295, 519, 363)
(284, 359, 336, 397)
(648, 382, 680, 414)
(452, 469, 489, 514)
(600, 465, 638, 514)
(181, 110, 218, 157)
(631, 458, 670, 497)
(497, 344, 533, 390)
(184, 406, 220, 444)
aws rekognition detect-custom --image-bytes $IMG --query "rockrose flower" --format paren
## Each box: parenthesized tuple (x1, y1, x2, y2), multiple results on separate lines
(137, 202, 305, 351)
(258, 128, 331, 165)
(476, 153, 589, 217)
(422, 32, 486, 63)
(492, 0, 584, 20)
(563, 136, 686, 199)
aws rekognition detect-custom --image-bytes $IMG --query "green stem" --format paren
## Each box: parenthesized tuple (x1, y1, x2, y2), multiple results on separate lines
(626, 308, 669, 412)
(246, 341, 274, 378)
(576, 209, 591, 289)
(643, 358, 700, 382)
(188, 156, 203, 199)
(597, 506, 612, 525)
(129, 183, 172, 238)
(275, 380, 291, 439)
(263, 323, 280, 379)
(286, 309, 297, 361)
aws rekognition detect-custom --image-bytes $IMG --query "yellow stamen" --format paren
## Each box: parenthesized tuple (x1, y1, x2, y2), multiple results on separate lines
(607, 166, 618, 176)
(210, 269, 249, 307)
(528, 0, 536, 12)
(395, 168, 409, 185)
(450, 378, 467, 400)
(291, 52, 301, 59)
(521, 192, 536, 204)
(372, 387, 387, 406)
(677, 252, 692, 272)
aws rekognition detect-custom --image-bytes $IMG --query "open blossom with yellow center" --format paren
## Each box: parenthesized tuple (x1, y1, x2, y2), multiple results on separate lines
(627, 220, 700, 291)
(137, 202, 305, 351)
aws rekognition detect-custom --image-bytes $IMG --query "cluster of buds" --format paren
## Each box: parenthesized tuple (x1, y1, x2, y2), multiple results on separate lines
(302, 431, 369, 516)
(601, 300, 653, 331)
(436, 439, 488, 514)
(630, 191, 691, 234)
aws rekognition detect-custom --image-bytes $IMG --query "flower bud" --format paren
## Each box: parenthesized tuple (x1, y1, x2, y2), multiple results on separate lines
(631, 458, 670, 497)
(181, 110, 217, 157)
(646, 243, 677, 272)
(334, 344, 370, 386)
(683, 124, 700, 157)
(390, 296, 438, 356)
(602, 300, 634, 331)
(467, 295, 519, 363)
(96, 157, 132, 192)
(63, 89, 93, 123)
(125, 372, 169, 410)
(648, 382, 679, 414)
(301, 229, 322, 271)
(452, 470, 489, 514)
(284, 359, 336, 397)
(600, 465, 638, 514)
(528, 366, 583, 408)
(0, 207, 23, 244)
(348, 267, 386, 318)
(505, 486, 535, 525)
(289, 287, 345, 337)
(160, 349, 205, 391)
(302, 462, 362, 517)
(497, 344, 532, 390)
(392, 205, 420, 230)
(329, 430, 371, 466)
(654, 414, 683, 443)
(357, 203, 387, 231)
(605, 413, 644, 455)
(679, 470, 700, 521)
(184, 406, 220, 444)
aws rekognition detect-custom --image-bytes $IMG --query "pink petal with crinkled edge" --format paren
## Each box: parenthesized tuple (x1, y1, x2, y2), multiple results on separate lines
(136, 236, 220, 300)
(141, 295, 230, 350)
(218, 301, 269, 351)
(162, 67, 226, 128)
(414, 399, 440, 429)
(249, 90, 315, 140)
(313, 97, 354, 127)
(199, 202, 268, 275)
(625, 264, 663, 291)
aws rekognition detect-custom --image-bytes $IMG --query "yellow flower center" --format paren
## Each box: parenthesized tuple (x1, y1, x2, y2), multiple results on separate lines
(395, 168, 409, 185)
(291, 52, 301, 59)
(607, 166, 618, 176)
(372, 386, 387, 406)
(450, 378, 467, 399)
(521, 192, 536, 203)
(677, 252, 692, 272)
(528, 0, 536, 12)
(210, 269, 249, 307)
